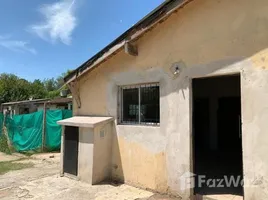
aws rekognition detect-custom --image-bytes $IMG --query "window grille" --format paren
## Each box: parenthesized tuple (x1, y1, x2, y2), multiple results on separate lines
(118, 83, 160, 126)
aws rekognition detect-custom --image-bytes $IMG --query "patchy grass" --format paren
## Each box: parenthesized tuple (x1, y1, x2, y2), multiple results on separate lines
(0, 159, 34, 175)
(20, 149, 42, 157)
(0, 134, 13, 154)
(20, 148, 60, 156)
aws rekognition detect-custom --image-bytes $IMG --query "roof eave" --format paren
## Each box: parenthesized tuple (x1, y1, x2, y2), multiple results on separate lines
(64, 0, 191, 84)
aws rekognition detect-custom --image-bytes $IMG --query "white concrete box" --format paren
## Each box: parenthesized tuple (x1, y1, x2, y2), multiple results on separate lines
(58, 116, 114, 184)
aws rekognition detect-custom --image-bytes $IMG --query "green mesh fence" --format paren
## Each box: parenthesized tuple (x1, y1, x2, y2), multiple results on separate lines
(0, 113, 4, 135)
(5, 110, 72, 152)
(6, 111, 43, 151)
(46, 110, 72, 151)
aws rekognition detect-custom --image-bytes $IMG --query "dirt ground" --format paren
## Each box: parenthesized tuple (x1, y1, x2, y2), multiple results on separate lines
(0, 153, 180, 200)
(0, 152, 24, 162)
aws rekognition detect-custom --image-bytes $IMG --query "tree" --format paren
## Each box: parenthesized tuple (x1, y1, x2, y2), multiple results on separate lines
(30, 79, 47, 99)
(47, 69, 73, 98)
(47, 90, 60, 99)
(0, 70, 73, 104)
(42, 78, 61, 99)
(15, 78, 31, 101)
(0, 73, 31, 103)
(56, 70, 73, 90)
(43, 78, 57, 92)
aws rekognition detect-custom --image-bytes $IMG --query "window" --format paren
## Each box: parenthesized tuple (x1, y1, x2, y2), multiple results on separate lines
(118, 83, 160, 125)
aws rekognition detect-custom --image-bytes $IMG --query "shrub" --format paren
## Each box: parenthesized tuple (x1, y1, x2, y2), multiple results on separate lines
(0, 133, 12, 154)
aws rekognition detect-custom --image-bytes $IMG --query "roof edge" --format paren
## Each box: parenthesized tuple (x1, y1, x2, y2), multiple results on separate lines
(64, 0, 189, 84)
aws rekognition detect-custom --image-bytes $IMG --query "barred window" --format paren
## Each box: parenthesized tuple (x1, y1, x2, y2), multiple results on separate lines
(118, 83, 160, 125)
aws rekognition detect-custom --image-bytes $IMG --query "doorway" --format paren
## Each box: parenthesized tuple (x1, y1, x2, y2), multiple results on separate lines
(63, 126, 79, 176)
(192, 74, 243, 197)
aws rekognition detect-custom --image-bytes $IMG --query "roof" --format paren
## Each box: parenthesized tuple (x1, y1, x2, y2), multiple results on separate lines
(48, 97, 73, 104)
(35, 97, 73, 104)
(57, 116, 114, 128)
(2, 97, 72, 106)
(1, 98, 49, 106)
(64, 0, 190, 83)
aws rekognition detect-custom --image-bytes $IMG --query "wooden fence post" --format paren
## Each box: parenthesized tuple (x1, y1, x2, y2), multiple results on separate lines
(42, 102, 47, 152)
(60, 125, 65, 177)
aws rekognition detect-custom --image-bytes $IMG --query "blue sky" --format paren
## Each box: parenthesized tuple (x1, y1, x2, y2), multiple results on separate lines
(0, 0, 164, 81)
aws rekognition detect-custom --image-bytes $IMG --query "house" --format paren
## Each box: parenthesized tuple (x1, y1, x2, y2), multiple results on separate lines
(1, 98, 49, 115)
(36, 97, 73, 111)
(2, 97, 72, 115)
(57, 0, 268, 199)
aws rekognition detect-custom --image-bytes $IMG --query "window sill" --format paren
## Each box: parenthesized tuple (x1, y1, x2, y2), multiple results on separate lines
(117, 123, 160, 128)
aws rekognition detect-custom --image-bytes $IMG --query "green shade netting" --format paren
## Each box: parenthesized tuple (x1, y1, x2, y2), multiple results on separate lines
(62, 109, 73, 119)
(0, 113, 3, 135)
(45, 109, 72, 150)
(5, 111, 43, 151)
(5, 110, 72, 151)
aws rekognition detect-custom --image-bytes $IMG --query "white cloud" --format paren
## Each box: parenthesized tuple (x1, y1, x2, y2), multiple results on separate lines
(30, 0, 77, 45)
(0, 36, 37, 54)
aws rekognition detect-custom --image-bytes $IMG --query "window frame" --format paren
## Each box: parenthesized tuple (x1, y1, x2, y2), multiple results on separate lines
(117, 82, 160, 126)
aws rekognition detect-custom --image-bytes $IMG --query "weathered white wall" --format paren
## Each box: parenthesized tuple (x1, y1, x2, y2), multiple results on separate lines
(37, 105, 44, 111)
(78, 127, 94, 184)
(37, 105, 68, 111)
(3, 104, 37, 115)
(75, 124, 113, 184)
(92, 123, 113, 184)
(73, 0, 268, 198)
(241, 69, 268, 200)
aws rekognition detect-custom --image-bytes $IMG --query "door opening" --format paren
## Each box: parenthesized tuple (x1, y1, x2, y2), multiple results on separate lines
(192, 74, 243, 197)
(64, 126, 79, 176)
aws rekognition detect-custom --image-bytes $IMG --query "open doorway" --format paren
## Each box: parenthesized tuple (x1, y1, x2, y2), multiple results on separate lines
(64, 126, 79, 176)
(192, 74, 243, 197)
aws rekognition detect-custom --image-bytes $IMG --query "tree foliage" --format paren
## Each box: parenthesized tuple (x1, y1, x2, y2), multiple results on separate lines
(30, 79, 47, 99)
(0, 74, 31, 103)
(0, 71, 72, 104)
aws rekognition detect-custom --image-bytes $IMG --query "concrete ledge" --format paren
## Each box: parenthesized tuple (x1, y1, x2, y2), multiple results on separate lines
(57, 116, 114, 128)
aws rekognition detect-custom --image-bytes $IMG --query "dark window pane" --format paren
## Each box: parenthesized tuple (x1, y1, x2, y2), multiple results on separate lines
(122, 88, 139, 123)
(140, 86, 160, 123)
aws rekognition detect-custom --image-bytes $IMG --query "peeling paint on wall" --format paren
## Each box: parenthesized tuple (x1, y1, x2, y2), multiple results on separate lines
(73, 0, 268, 198)
(251, 49, 268, 70)
(112, 136, 168, 193)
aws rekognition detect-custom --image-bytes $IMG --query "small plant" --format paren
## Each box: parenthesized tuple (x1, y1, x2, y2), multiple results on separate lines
(0, 159, 33, 175)
(0, 134, 13, 154)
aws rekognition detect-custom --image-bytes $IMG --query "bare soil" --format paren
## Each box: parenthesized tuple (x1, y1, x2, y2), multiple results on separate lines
(0, 153, 180, 200)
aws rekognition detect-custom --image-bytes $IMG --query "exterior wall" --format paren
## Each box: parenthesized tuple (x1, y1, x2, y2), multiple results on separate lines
(49, 105, 59, 110)
(37, 105, 44, 111)
(14, 105, 22, 114)
(73, 0, 268, 198)
(37, 104, 71, 111)
(2, 106, 16, 115)
(28, 105, 37, 114)
(3, 104, 37, 115)
(77, 127, 94, 184)
(92, 122, 113, 184)
(38, 105, 58, 111)
(74, 123, 113, 184)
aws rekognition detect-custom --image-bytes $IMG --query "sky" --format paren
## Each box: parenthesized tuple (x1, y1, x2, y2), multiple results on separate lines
(0, 0, 164, 81)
